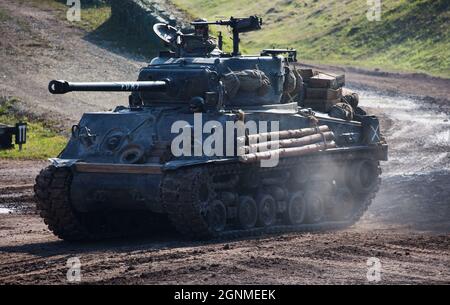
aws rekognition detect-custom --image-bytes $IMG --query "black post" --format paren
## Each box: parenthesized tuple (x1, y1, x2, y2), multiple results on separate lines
(15, 122, 27, 151)
(232, 28, 240, 56)
(218, 31, 223, 50)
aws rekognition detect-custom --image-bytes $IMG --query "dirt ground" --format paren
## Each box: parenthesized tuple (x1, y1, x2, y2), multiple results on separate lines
(0, 0, 449, 285)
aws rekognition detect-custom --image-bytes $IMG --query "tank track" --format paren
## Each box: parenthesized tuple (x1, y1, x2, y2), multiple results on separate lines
(34, 166, 90, 241)
(162, 155, 381, 240)
(34, 166, 170, 241)
(34, 154, 381, 241)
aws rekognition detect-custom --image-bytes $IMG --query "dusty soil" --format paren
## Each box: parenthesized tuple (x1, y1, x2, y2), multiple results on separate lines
(0, 159, 449, 285)
(0, 0, 449, 285)
(0, 0, 145, 129)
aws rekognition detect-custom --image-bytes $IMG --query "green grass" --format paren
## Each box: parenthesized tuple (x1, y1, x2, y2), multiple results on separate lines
(10, 0, 448, 76)
(32, 1, 146, 56)
(78, 4, 111, 32)
(16, 0, 112, 32)
(0, 98, 67, 160)
(171, 0, 450, 77)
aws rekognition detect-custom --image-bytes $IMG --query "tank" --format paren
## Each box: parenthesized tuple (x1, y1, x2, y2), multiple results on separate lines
(34, 16, 388, 241)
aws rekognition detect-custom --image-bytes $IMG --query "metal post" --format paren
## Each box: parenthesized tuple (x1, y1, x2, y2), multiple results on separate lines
(232, 29, 240, 56)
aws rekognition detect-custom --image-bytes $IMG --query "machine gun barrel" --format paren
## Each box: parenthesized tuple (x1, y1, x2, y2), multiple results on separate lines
(48, 80, 168, 94)
(191, 16, 261, 56)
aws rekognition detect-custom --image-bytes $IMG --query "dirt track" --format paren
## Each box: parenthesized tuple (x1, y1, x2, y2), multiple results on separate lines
(0, 0, 449, 284)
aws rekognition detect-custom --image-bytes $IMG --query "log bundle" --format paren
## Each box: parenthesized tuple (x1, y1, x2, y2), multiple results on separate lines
(239, 125, 336, 163)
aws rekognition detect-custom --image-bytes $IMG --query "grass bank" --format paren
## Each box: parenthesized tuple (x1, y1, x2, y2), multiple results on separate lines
(15, 0, 112, 32)
(0, 98, 67, 160)
(171, 0, 449, 78)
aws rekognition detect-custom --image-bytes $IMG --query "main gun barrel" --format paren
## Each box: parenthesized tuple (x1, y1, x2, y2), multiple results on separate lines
(49, 80, 168, 94)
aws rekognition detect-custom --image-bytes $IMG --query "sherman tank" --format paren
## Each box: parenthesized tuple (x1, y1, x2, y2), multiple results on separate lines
(35, 16, 388, 241)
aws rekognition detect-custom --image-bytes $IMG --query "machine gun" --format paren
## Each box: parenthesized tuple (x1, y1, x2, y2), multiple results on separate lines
(261, 49, 298, 62)
(48, 80, 169, 94)
(190, 16, 262, 56)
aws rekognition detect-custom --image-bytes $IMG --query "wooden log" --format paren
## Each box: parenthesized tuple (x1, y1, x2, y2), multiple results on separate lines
(75, 163, 162, 174)
(239, 125, 330, 143)
(244, 131, 335, 153)
(239, 141, 337, 163)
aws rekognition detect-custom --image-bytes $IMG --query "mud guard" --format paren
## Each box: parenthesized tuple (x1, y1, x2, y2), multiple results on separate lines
(163, 157, 238, 171)
(49, 158, 79, 168)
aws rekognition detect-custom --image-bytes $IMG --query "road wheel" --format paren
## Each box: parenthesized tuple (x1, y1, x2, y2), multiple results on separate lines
(206, 200, 227, 233)
(284, 191, 307, 225)
(305, 190, 325, 223)
(256, 194, 277, 227)
(237, 196, 258, 229)
(331, 188, 356, 221)
(347, 160, 379, 194)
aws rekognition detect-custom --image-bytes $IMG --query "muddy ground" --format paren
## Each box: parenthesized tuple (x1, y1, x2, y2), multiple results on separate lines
(0, 0, 449, 284)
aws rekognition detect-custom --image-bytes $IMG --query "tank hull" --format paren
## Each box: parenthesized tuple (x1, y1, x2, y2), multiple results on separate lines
(35, 144, 386, 240)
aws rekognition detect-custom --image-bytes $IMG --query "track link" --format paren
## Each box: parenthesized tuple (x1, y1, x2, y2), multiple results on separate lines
(162, 168, 215, 239)
(35, 165, 171, 241)
(34, 166, 90, 241)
